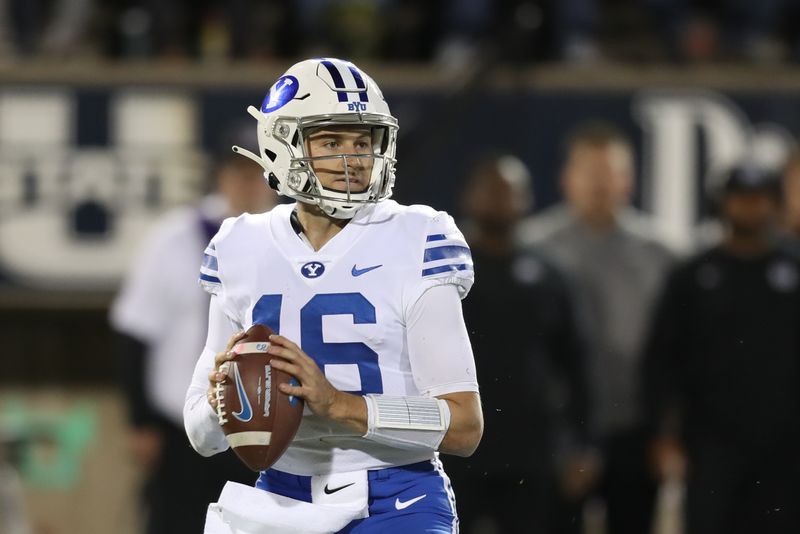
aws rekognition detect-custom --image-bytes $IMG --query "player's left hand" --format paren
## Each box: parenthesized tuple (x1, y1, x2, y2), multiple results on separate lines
(267, 334, 341, 419)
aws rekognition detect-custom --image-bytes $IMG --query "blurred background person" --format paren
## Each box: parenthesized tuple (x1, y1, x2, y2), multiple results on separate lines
(519, 121, 674, 534)
(0, 0, 93, 59)
(555, 0, 601, 63)
(109, 139, 277, 534)
(103, 0, 292, 61)
(294, 0, 390, 59)
(642, 0, 790, 62)
(4, 0, 800, 64)
(645, 165, 800, 534)
(446, 153, 592, 534)
(781, 147, 800, 249)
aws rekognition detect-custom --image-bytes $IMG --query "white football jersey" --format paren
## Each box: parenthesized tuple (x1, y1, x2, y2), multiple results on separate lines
(198, 200, 477, 474)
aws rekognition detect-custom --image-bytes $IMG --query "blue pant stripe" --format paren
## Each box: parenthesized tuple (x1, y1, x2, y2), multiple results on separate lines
(433, 457, 459, 533)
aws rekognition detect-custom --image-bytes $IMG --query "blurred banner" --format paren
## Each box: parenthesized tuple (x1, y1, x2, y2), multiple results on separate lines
(0, 89, 206, 289)
(0, 78, 797, 288)
(0, 389, 139, 534)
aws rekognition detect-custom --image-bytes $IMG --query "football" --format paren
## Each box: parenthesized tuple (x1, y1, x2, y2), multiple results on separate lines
(215, 323, 304, 471)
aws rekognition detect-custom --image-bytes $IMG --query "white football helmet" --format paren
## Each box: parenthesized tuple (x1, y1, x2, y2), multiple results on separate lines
(233, 58, 399, 219)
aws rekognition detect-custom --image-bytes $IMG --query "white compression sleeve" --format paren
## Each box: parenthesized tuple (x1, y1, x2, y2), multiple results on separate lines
(406, 284, 479, 397)
(362, 284, 478, 451)
(183, 295, 240, 457)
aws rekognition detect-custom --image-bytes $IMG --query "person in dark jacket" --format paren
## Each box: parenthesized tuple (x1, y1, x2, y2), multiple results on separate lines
(446, 154, 593, 534)
(646, 164, 800, 534)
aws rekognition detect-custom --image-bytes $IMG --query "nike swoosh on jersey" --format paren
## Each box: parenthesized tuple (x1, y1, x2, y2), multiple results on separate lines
(323, 482, 355, 494)
(351, 264, 383, 277)
(395, 494, 427, 510)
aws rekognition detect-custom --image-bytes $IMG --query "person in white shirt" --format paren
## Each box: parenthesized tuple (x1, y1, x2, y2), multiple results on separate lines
(111, 153, 276, 534)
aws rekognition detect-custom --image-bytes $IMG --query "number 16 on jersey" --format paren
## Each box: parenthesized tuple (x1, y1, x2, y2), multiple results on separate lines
(253, 292, 383, 396)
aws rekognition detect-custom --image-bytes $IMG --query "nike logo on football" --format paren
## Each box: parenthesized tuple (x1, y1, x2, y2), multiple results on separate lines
(395, 494, 426, 510)
(351, 264, 382, 277)
(323, 482, 355, 495)
(231, 362, 253, 422)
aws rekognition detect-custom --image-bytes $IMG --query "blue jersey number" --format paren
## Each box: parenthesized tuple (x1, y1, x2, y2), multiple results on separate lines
(252, 292, 383, 395)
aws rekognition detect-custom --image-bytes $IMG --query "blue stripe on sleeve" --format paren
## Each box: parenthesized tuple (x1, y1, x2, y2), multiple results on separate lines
(199, 273, 221, 284)
(202, 253, 218, 271)
(424, 245, 472, 263)
(426, 234, 447, 242)
(422, 263, 473, 277)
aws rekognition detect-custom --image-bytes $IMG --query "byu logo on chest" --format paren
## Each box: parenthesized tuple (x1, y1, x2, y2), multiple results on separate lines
(301, 261, 326, 279)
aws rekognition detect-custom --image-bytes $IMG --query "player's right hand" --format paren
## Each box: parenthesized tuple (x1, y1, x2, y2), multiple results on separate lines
(207, 330, 247, 408)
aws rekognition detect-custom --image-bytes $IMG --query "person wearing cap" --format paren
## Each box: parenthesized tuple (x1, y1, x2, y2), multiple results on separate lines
(644, 164, 800, 534)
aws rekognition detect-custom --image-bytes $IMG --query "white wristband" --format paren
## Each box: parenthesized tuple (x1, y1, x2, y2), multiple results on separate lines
(363, 394, 451, 452)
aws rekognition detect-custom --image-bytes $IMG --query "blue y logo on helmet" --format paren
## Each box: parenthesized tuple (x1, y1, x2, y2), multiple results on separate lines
(261, 75, 299, 113)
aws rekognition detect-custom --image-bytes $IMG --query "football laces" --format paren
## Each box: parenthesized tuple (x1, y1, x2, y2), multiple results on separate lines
(215, 381, 228, 425)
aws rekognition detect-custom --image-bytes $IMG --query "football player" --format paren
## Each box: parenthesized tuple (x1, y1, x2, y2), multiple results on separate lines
(184, 58, 483, 533)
